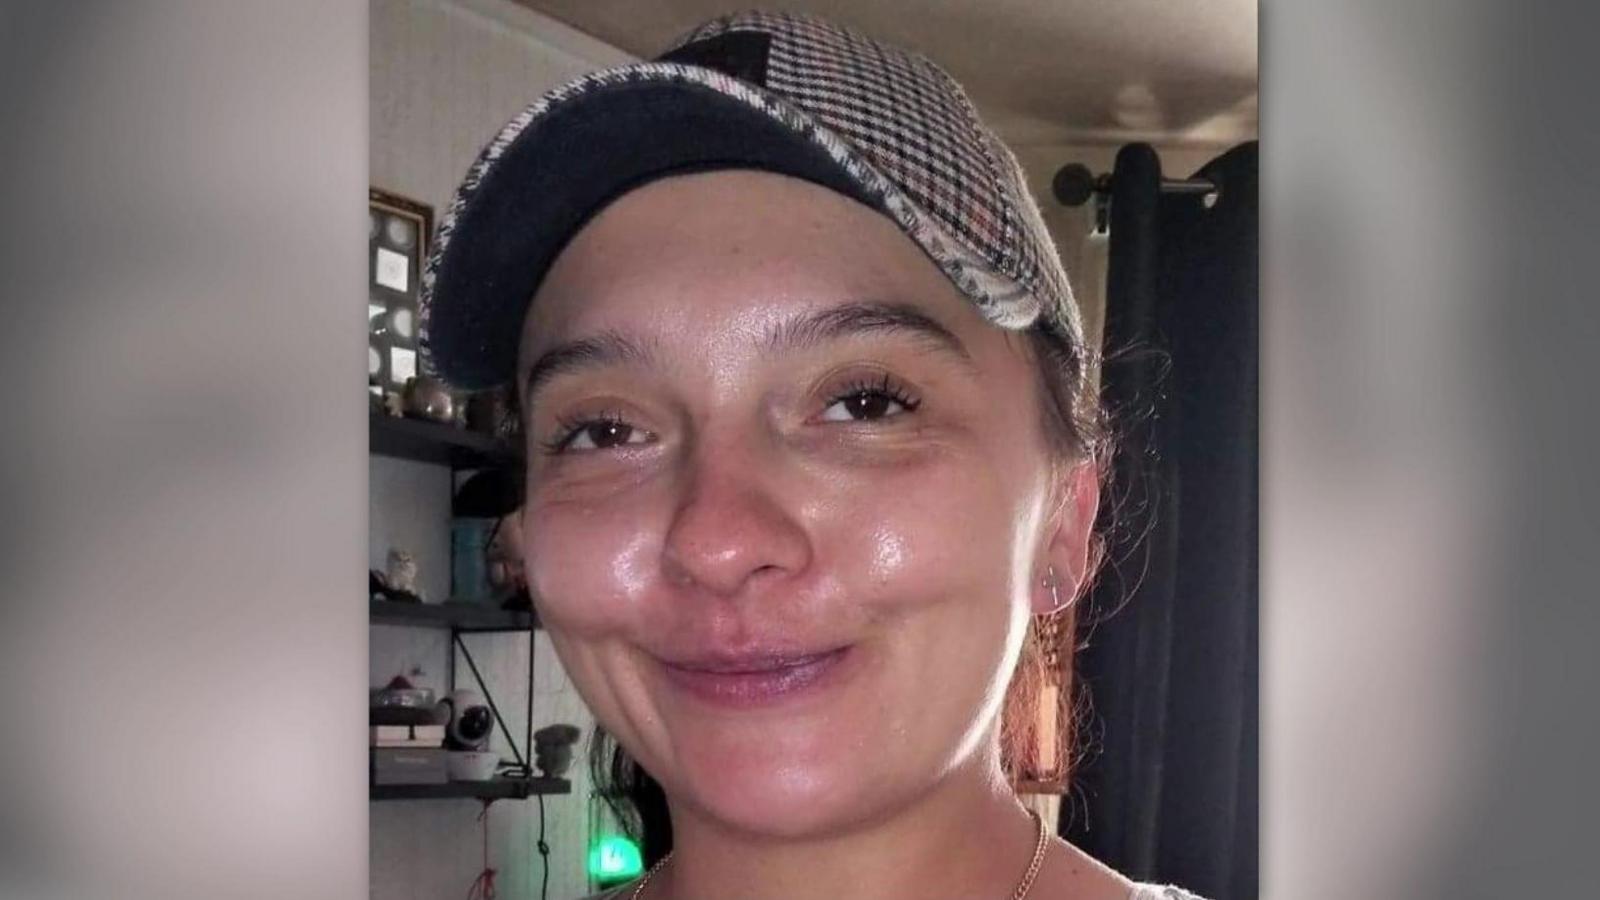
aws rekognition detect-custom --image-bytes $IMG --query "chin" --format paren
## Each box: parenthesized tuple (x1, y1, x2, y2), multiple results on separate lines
(642, 639, 981, 839)
(641, 692, 874, 833)
(677, 748, 890, 839)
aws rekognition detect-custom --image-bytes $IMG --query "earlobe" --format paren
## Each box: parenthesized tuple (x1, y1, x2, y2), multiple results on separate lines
(1034, 460, 1101, 614)
(1034, 566, 1069, 616)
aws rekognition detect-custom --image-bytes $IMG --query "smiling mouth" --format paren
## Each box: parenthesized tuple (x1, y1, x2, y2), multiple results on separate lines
(657, 647, 853, 707)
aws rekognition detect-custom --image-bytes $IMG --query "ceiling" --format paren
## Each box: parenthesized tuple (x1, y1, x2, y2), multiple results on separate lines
(514, 0, 1257, 148)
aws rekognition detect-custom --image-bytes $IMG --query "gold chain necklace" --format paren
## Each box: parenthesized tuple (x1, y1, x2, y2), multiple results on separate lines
(630, 810, 1049, 900)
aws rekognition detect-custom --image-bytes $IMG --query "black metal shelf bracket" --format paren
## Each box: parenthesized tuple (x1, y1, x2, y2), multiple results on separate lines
(452, 628, 534, 779)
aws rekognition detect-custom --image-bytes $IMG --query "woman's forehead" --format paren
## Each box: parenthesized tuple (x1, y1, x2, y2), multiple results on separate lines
(519, 170, 987, 361)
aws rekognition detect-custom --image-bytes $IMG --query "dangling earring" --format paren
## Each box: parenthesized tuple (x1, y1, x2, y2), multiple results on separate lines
(1035, 567, 1066, 674)
(1031, 567, 1068, 783)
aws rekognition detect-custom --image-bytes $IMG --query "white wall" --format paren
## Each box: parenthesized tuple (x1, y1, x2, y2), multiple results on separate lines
(371, 0, 631, 217)
(369, 2, 631, 899)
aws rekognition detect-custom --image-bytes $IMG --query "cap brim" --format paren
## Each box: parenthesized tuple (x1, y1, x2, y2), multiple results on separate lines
(420, 64, 890, 391)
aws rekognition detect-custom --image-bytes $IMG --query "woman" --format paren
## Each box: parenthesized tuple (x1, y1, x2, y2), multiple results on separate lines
(421, 12, 1205, 900)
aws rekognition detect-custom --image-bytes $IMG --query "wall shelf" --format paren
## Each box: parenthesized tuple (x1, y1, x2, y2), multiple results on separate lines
(370, 598, 539, 632)
(369, 409, 517, 469)
(371, 771, 572, 797)
(369, 403, 549, 806)
(371, 775, 570, 802)
(368, 598, 547, 804)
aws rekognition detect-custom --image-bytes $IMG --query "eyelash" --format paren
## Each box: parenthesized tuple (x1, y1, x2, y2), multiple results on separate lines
(823, 373, 922, 416)
(540, 411, 633, 455)
(538, 373, 922, 456)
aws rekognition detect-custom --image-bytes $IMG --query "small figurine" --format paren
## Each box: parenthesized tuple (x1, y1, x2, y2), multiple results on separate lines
(534, 724, 581, 778)
(385, 548, 421, 601)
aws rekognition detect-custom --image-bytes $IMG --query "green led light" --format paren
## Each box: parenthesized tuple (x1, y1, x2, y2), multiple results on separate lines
(588, 834, 644, 882)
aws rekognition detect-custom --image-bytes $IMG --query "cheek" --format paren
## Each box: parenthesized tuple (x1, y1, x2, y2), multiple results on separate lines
(522, 491, 662, 636)
(829, 458, 1038, 614)
(815, 460, 1040, 777)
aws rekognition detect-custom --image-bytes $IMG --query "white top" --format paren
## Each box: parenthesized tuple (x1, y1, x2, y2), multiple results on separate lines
(1130, 884, 1207, 900)
(586, 880, 1206, 899)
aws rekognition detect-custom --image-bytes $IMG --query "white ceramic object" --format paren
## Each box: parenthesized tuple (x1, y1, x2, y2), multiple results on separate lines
(447, 750, 499, 782)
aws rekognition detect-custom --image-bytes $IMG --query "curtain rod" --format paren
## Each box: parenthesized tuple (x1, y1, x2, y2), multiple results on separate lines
(1050, 162, 1216, 208)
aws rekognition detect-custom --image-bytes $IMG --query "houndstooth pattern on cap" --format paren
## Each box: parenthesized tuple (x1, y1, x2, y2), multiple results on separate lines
(420, 11, 1081, 381)
(661, 11, 1077, 335)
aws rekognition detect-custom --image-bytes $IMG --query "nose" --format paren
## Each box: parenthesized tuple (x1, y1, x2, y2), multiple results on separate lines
(661, 436, 812, 598)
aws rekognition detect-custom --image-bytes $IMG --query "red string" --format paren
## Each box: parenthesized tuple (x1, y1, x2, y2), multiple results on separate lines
(466, 801, 497, 900)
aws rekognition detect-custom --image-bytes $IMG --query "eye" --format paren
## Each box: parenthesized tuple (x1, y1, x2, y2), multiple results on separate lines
(545, 416, 652, 454)
(819, 374, 921, 423)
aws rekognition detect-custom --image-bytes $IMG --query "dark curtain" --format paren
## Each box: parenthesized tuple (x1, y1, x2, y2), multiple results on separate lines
(1060, 142, 1258, 900)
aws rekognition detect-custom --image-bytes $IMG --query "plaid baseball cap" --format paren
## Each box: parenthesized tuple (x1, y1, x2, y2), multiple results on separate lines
(421, 10, 1081, 390)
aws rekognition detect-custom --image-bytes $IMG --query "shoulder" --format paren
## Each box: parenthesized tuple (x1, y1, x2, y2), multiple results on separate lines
(1128, 883, 1209, 900)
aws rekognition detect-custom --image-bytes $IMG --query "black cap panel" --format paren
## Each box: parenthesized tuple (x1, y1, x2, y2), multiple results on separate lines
(424, 79, 876, 390)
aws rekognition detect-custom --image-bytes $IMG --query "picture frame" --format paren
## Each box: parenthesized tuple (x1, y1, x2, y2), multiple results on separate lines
(369, 187, 434, 401)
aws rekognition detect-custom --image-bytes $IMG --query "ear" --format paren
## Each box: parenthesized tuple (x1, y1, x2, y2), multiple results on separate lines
(1033, 459, 1101, 615)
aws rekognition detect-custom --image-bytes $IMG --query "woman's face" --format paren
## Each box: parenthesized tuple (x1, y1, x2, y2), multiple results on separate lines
(518, 171, 1087, 837)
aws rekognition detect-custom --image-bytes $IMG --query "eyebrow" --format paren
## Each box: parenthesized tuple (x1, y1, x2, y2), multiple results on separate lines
(521, 301, 972, 402)
(763, 301, 972, 364)
(523, 331, 655, 401)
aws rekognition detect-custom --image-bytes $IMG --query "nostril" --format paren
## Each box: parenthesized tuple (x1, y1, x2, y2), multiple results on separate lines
(745, 563, 789, 588)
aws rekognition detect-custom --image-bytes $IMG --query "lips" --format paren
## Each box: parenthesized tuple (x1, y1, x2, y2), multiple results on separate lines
(657, 647, 853, 707)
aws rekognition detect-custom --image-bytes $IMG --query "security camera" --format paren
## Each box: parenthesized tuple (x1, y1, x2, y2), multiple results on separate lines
(440, 689, 492, 751)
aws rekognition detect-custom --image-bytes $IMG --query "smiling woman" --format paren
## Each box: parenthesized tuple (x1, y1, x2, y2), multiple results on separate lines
(420, 11, 1204, 900)
(519, 167, 1099, 839)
